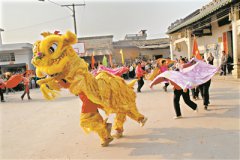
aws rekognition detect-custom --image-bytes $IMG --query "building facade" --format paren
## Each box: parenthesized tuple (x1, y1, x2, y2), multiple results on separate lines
(77, 31, 170, 66)
(0, 43, 34, 74)
(78, 35, 113, 67)
(167, 0, 240, 78)
(113, 38, 170, 65)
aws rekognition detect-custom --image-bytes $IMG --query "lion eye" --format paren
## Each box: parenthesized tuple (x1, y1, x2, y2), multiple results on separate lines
(49, 43, 58, 54)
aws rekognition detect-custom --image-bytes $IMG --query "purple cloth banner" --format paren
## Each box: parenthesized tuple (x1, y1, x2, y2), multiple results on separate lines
(91, 65, 129, 77)
(151, 58, 219, 89)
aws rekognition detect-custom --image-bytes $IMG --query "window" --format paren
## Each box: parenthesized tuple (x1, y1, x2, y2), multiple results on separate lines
(0, 53, 15, 62)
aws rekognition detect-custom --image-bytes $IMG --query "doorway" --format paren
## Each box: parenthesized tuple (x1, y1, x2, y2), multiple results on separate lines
(227, 31, 233, 62)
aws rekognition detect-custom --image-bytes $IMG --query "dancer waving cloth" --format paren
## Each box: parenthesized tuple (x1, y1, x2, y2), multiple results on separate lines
(150, 58, 219, 118)
(151, 58, 219, 89)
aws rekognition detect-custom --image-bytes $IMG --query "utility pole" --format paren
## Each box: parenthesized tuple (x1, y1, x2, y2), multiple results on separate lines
(39, 0, 86, 35)
(61, 3, 85, 35)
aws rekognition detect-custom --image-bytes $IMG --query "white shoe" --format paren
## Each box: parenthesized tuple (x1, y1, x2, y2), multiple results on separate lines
(140, 117, 148, 127)
(173, 116, 182, 119)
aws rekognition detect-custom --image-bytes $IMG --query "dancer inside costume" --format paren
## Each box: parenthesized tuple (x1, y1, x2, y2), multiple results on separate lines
(79, 93, 113, 146)
(31, 31, 147, 146)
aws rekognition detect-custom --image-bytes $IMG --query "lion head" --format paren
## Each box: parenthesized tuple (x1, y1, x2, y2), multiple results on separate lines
(32, 31, 78, 79)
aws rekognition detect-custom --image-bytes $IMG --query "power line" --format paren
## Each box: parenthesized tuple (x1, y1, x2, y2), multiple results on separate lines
(4, 15, 72, 32)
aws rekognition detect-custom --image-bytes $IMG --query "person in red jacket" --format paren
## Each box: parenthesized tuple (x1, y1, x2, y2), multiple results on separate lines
(135, 61, 146, 92)
(21, 73, 31, 100)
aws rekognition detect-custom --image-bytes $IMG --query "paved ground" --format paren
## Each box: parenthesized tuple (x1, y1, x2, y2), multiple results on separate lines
(0, 76, 239, 159)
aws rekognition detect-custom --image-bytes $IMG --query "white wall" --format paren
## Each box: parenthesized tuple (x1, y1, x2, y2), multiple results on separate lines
(196, 22, 231, 66)
(140, 48, 170, 59)
(0, 49, 34, 70)
(170, 21, 231, 65)
(172, 41, 188, 59)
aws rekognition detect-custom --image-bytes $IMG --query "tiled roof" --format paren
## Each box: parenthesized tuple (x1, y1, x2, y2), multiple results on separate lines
(167, 0, 233, 34)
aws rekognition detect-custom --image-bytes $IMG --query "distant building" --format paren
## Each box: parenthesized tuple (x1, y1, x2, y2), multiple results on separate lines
(0, 29, 34, 74)
(167, 0, 240, 78)
(125, 30, 147, 40)
(77, 31, 170, 66)
(113, 38, 170, 65)
(0, 43, 34, 74)
(77, 35, 113, 67)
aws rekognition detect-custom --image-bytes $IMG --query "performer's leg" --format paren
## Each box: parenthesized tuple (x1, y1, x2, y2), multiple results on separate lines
(164, 83, 169, 92)
(138, 77, 144, 92)
(141, 77, 145, 88)
(21, 91, 26, 100)
(26, 86, 31, 100)
(224, 65, 227, 75)
(137, 79, 141, 92)
(173, 89, 182, 117)
(80, 112, 113, 146)
(126, 105, 145, 123)
(182, 89, 197, 110)
(113, 112, 126, 138)
(199, 84, 204, 99)
(203, 80, 211, 106)
(195, 86, 200, 98)
(27, 92, 31, 100)
(191, 88, 196, 99)
(0, 89, 4, 102)
(113, 106, 146, 138)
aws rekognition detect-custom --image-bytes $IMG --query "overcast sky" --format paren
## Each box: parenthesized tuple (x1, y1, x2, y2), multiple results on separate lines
(0, 0, 210, 44)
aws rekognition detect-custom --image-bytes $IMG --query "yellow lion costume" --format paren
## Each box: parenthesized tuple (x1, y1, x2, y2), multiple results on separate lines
(32, 31, 147, 147)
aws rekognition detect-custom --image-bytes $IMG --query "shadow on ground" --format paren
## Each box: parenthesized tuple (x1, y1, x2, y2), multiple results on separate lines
(113, 127, 239, 159)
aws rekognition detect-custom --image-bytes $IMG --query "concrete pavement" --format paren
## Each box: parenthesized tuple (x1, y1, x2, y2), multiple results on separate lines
(0, 77, 239, 159)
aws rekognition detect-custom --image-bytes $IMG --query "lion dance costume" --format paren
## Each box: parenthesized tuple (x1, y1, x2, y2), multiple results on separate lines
(31, 31, 147, 147)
